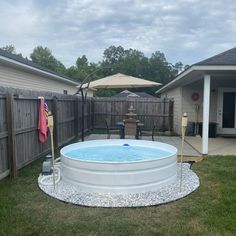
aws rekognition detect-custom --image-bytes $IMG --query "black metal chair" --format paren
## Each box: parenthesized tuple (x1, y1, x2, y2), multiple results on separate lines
(104, 118, 120, 139)
(140, 122, 158, 141)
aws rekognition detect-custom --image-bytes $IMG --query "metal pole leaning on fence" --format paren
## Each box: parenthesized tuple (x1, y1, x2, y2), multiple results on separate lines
(48, 113, 55, 190)
(74, 66, 113, 141)
(180, 113, 188, 192)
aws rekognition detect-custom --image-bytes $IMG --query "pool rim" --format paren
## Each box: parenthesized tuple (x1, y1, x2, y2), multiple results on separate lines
(60, 139, 177, 164)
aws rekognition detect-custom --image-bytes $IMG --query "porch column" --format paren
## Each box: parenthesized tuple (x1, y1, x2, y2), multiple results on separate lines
(202, 74, 211, 155)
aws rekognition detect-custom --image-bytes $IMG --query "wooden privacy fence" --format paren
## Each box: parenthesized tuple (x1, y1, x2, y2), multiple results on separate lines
(93, 97, 174, 131)
(0, 88, 93, 179)
(0, 88, 173, 180)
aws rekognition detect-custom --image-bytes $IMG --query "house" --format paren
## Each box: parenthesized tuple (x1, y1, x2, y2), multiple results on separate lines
(112, 90, 156, 98)
(156, 47, 236, 155)
(0, 49, 79, 94)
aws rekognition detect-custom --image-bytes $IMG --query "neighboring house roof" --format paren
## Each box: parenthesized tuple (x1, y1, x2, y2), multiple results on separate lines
(0, 48, 78, 86)
(156, 47, 236, 94)
(135, 92, 155, 98)
(195, 47, 236, 65)
(113, 90, 155, 98)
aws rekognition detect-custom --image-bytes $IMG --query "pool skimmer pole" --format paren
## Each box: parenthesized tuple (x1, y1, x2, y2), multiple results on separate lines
(180, 113, 188, 192)
(48, 114, 55, 190)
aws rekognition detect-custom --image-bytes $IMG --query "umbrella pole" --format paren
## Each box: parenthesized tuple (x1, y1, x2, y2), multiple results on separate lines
(180, 113, 188, 192)
(48, 115, 55, 190)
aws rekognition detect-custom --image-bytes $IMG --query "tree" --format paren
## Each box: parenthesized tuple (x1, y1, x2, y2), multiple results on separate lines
(98, 46, 187, 96)
(65, 55, 99, 82)
(1, 45, 16, 54)
(149, 51, 174, 85)
(93, 89, 117, 97)
(76, 55, 88, 69)
(75, 55, 90, 81)
(1, 45, 24, 58)
(103, 45, 125, 65)
(65, 66, 80, 80)
(120, 48, 149, 78)
(171, 62, 184, 76)
(30, 46, 66, 74)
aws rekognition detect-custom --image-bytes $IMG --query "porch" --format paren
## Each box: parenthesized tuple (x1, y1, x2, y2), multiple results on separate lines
(186, 136, 236, 155)
(157, 47, 236, 155)
(182, 73, 236, 155)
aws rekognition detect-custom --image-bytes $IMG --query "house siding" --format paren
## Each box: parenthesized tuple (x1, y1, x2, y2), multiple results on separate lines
(161, 87, 182, 134)
(160, 78, 236, 137)
(182, 84, 202, 123)
(182, 81, 217, 124)
(0, 63, 78, 94)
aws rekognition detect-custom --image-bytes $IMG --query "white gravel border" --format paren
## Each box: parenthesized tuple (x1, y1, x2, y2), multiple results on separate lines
(38, 163, 200, 207)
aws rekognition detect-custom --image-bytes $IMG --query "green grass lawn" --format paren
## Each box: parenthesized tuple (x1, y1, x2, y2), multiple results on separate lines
(0, 156, 236, 236)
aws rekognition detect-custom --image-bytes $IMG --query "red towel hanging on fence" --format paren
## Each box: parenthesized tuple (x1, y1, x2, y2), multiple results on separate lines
(38, 98, 48, 143)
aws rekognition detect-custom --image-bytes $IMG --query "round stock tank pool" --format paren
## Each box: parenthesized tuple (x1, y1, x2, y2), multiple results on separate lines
(60, 139, 177, 194)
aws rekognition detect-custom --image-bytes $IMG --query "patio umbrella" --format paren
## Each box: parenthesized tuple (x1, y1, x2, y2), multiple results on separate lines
(81, 73, 162, 89)
(77, 73, 161, 142)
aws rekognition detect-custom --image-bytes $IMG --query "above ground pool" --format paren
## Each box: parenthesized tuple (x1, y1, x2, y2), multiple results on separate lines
(60, 139, 178, 194)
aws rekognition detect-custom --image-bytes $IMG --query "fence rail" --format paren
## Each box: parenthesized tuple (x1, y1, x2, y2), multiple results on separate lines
(92, 97, 173, 131)
(0, 87, 93, 179)
(0, 87, 173, 180)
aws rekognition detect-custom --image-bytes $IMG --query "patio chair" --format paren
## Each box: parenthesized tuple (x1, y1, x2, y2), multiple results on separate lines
(104, 118, 120, 139)
(140, 122, 157, 141)
(124, 118, 138, 139)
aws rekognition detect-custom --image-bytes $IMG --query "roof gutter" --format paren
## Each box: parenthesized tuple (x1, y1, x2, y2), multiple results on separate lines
(0, 55, 79, 86)
(156, 66, 194, 94)
(156, 64, 236, 94)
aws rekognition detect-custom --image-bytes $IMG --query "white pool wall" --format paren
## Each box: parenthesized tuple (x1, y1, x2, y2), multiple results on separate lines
(60, 139, 177, 194)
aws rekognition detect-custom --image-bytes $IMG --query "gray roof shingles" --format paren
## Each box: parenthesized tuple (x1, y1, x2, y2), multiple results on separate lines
(156, 47, 236, 93)
(195, 47, 236, 66)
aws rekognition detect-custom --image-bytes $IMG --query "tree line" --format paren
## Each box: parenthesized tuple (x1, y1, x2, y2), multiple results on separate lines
(1, 45, 189, 96)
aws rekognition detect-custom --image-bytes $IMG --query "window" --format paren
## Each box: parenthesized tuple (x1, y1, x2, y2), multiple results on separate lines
(63, 90, 68, 95)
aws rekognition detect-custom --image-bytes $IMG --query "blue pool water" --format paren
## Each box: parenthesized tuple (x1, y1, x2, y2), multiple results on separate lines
(65, 145, 171, 162)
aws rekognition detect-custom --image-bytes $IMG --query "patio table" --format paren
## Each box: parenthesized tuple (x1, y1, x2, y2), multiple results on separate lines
(116, 121, 144, 139)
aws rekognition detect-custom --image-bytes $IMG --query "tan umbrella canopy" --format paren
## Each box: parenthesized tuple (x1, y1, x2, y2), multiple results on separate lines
(81, 73, 162, 89)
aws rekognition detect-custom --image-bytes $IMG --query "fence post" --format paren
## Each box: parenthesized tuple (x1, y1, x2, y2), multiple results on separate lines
(74, 96, 79, 139)
(91, 98, 95, 130)
(52, 97, 59, 151)
(168, 99, 174, 132)
(6, 92, 17, 178)
(162, 98, 166, 131)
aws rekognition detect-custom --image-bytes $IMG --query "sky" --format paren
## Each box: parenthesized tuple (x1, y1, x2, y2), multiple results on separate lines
(0, 0, 236, 68)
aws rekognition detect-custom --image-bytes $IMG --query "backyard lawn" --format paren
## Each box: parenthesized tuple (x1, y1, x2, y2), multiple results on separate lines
(0, 156, 236, 236)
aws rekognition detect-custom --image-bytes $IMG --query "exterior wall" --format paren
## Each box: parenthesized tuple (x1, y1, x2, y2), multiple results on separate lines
(181, 80, 236, 137)
(182, 82, 203, 123)
(162, 80, 218, 135)
(161, 87, 182, 134)
(161, 75, 236, 136)
(0, 63, 78, 95)
(181, 80, 217, 138)
(182, 80, 220, 124)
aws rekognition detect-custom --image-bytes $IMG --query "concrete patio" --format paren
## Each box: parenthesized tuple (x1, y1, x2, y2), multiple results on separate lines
(85, 134, 236, 156)
(84, 134, 202, 161)
(185, 136, 236, 156)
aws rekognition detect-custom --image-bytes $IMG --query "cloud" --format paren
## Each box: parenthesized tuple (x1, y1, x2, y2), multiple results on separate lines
(0, 0, 235, 67)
